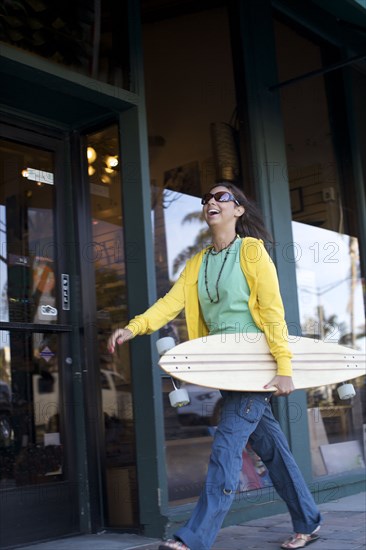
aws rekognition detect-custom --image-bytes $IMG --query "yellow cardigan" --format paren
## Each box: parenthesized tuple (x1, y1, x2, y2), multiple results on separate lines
(126, 237, 293, 376)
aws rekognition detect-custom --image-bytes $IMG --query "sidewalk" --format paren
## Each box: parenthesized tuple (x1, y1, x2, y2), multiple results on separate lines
(17, 492, 365, 550)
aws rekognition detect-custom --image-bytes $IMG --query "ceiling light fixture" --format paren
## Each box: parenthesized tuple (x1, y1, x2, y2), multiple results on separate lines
(87, 147, 97, 164)
(105, 155, 119, 169)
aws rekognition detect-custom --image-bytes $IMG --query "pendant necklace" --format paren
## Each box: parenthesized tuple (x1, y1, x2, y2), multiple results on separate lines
(204, 235, 238, 304)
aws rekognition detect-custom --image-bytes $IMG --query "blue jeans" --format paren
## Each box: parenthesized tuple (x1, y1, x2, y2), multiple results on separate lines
(175, 392, 321, 550)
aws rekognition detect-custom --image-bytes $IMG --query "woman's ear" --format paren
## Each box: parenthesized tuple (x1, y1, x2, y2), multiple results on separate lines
(235, 205, 245, 217)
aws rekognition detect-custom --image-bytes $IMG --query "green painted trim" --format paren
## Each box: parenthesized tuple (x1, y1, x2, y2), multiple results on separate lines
(0, 104, 71, 131)
(0, 42, 139, 108)
(119, 106, 169, 537)
(0, 42, 142, 129)
(127, 0, 145, 96)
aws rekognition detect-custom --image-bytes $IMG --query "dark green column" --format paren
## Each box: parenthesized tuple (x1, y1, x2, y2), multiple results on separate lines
(119, 103, 169, 536)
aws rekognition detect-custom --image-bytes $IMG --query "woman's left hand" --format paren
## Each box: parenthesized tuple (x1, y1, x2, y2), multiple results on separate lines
(264, 375, 295, 396)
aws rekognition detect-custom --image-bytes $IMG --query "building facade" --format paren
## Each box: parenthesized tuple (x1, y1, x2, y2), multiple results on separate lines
(0, 0, 365, 547)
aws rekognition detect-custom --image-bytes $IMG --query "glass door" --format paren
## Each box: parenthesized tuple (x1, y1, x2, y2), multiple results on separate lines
(0, 128, 79, 547)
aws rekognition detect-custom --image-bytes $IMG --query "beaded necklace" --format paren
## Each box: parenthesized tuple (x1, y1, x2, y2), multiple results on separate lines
(204, 235, 238, 303)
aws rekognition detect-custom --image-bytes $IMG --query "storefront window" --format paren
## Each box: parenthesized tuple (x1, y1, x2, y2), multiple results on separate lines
(274, 20, 366, 477)
(86, 125, 137, 525)
(144, 6, 272, 504)
(152, 187, 273, 503)
(0, 1, 131, 89)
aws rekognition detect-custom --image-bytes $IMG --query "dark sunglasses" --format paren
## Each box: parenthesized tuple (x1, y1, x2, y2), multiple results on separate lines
(201, 191, 240, 206)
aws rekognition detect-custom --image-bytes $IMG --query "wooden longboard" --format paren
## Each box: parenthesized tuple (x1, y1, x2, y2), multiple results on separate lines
(158, 333, 366, 391)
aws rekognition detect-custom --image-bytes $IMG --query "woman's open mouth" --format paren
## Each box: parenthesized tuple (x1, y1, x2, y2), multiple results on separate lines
(208, 208, 220, 217)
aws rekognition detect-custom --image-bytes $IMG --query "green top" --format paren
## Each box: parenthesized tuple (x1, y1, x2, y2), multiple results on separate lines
(198, 238, 261, 335)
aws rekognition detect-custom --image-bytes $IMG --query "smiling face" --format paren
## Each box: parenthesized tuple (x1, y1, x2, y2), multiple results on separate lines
(202, 185, 244, 231)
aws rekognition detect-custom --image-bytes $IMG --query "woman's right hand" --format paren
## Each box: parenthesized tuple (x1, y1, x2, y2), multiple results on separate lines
(107, 328, 133, 353)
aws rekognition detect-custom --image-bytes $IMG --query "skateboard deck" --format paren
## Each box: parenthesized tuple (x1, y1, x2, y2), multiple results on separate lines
(158, 333, 366, 391)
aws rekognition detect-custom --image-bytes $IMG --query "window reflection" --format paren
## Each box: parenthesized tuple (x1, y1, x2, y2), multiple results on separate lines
(152, 186, 206, 342)
(152, 186, 273, 502)
(86, 125, 137, 526)
(293, 224, 365, 346)
(293, 222, 366, 476)
(0, 331, 63, 487)
(274, 18, 366, 478)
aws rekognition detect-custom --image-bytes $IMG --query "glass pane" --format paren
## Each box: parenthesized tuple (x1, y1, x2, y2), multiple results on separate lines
(0, 138, 65, 487)
(0, 139, 57, 325)
(0, 330, 63, 487)
(0, 1, 131, 89)
(274, 20, 366, 477)
(86, 125, 137, 526)
(144, 6, 272, 504)
(293, 223, 366, 476)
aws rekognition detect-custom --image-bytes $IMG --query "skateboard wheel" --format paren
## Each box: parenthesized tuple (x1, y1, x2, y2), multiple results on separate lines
(169, 388, 190, 408)
(337, 383, 356, 400)
(156, 337, 176, 356)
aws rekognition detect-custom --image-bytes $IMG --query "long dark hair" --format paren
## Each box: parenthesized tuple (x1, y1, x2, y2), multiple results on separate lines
(212, 182, 273, 244)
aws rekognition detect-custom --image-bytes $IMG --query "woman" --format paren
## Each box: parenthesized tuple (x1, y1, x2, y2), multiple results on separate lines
(108, 183, 321, 550)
